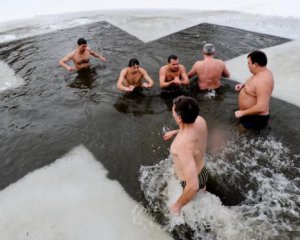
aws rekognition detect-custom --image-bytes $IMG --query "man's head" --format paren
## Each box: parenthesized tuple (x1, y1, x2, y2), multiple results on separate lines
(203, 43, 215, 56)
(172, 96, 199, 124)
(128, 58, 140, 73)
(247, 51, 267, 73)
(77, 38, 87, 52)
(247, 51, 267, 66)
(168, 55, 179, 72)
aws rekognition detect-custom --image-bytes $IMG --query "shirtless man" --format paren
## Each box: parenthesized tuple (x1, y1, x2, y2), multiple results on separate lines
(235, 51, 274, 130)
(159, 55, 189, 89)
(188, 43, 230, 90)
(163, 96, 208, 215)
(59, 38, 106, 72)
(117, 58, 154, 93)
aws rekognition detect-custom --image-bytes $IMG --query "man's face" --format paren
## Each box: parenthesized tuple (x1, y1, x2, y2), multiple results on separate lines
(130, 65, 139, 74)
(78, 44, 87, 53)
(169, 59, 179, 72)
(172, 105, 180, 125)
(247, 57, 256, 73)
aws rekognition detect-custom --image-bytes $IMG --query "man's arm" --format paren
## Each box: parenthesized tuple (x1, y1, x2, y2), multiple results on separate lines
(141, 68, 154, 88)
(117, 69, 134, 92)
(222, 62, 230, 78)
(90, 49, 106, 61)
(180, 65, 189, 85)
(59, 52, 75, 72)
(235, 80, 272, 118)
(188, 63, 197, 78)
(235, 76, 251, 91)
(169, 147, 199, 214)
(163, 129, 179, 141)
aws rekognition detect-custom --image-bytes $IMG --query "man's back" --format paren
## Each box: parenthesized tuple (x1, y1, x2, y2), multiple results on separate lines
(193, 58, 229, 90)
(171, 116, 207, 180)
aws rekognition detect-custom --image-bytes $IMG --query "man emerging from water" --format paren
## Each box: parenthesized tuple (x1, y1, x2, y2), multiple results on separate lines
(188, 43, 230, 90)
(163, 96, 208, 214)
(235, 51, 274, 130)
(159, 55, 189, 89)
(59, 38, 106, 72)
(117, 58, 154, 93)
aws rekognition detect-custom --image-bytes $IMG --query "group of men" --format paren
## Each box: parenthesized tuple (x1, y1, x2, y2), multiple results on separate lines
(59, 38, 274, 214)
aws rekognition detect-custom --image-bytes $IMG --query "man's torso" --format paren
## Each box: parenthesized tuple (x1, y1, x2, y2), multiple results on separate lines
(238, 69, 274, 115)
(195, 59, 224, 90)
(164, 66, 182, 82)
(73, 49, 91, 70)
(124, 68, 143, 87)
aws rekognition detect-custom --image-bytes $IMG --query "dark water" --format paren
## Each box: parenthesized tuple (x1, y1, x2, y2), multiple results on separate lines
(0, 21, 299, 239)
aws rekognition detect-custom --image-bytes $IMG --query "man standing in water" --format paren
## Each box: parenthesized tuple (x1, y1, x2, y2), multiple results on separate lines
(163, 96, 208, 214)
(235, 51, 274, 130)
(159, 55, 189, 89)
(188, 43, 230, 91)
(59, 38, 106, 72)
(117, 58, 154, 93)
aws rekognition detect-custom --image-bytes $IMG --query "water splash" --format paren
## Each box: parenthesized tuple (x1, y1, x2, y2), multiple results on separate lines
(0, 60, 25, 92)
(140, 132, 299, 239)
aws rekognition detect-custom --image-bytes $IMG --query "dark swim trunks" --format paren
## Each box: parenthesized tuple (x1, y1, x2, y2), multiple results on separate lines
(180, 165, 209, 190)
(240, 114, 270, 130)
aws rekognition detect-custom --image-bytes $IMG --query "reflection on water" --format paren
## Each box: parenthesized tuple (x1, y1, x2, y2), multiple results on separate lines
(67, 67, 98, 89)
(0, 21, 298, 240)
(114, 92, 154, 116)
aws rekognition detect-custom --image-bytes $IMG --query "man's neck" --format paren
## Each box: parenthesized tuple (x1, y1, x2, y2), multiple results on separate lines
(254, 66, 267, 74)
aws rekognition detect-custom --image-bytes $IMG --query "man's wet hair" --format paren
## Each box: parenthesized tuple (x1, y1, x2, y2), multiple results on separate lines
(77, 38, 87, 45)
(168, 55, 178, 63)
(128, 58, 140, 67)
(248, 51, 268, 66)
(203, 43, 215, 56)
(173, 96, 199, 124)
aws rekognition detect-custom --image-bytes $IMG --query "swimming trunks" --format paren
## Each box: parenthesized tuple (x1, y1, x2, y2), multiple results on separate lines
(180, 165, 209, 190)
(240, 114, 269, 130)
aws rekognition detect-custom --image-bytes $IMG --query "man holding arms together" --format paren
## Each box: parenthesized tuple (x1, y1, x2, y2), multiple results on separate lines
(117, 58, 154, 93)
(163, 96, 208, 214)
(188, 43, 230, 91)
(235, 51, 274, 130)
(159, 55, 189, 89)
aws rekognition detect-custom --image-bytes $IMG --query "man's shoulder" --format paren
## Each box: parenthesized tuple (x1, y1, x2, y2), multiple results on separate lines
(159, 65, 168, 73)
(139, 67, 147, 74)
(195, 116, 207, 129)
(160, 65, 168, 70)
(121, 67, 129, 75)
(179, 64, 186, 70)
(68, 50, 77, 57)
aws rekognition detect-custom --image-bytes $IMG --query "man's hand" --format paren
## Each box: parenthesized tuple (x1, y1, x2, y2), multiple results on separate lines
(163, 130, 178, 141)
(100, 56, 107, 62)
(173, 77, 181, 85)
(235, 83, 244, 91)
(235, 110, 244, 118)
(126, 86, 135, 92)
(66, 66, 75, 72)
(142, 83, 151, 88)
(169, 202, 181, 215)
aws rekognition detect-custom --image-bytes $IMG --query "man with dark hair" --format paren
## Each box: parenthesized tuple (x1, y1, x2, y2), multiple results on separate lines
(163, 96, 208, 214)
(188, 43, 230, 91)
(159, 55, 189, 89)
(59, 38, 106, 72)
(117, 58, 154, 92)
(235, 50, 274, 130)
